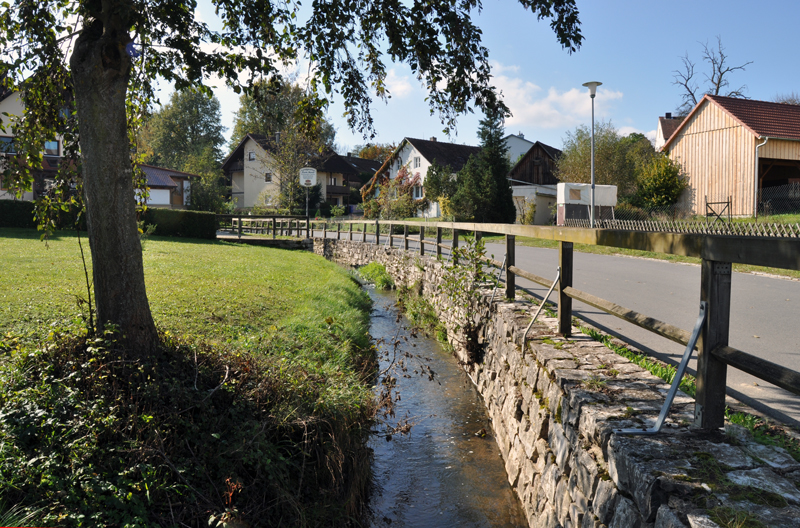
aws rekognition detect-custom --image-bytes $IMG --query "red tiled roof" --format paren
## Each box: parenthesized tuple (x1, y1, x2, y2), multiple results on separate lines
(659, 116, 684, 142)
(707, 95, 800, 140)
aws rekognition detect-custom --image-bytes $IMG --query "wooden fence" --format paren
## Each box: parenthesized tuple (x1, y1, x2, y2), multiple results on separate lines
(304, 219, 800, 431)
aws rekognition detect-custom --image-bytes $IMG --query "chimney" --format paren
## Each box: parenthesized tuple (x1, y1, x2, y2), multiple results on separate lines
(518, 131, 524, 139)
(665, 112, 672, 119)
(429, 137, 437, 142)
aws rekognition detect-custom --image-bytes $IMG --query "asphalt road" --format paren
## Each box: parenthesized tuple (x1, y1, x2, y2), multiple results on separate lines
(312, 229, 800, 427)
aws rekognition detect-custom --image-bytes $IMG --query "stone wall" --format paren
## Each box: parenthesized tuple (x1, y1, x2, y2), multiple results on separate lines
(314, 238, 800, 528)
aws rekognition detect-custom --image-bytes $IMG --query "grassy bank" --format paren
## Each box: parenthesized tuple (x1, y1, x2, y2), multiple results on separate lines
(0, 228, 375, 526)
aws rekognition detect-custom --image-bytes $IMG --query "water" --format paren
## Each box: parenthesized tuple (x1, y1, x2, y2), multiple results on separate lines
(366, 288, 528, 528)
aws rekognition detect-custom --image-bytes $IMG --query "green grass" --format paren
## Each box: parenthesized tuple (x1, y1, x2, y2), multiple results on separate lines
(358, 262, 394, 289)
(0, 227, 376, 526)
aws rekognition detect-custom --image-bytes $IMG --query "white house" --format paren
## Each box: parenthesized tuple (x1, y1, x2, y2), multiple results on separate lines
(503, 132, 535, 163)
(0, 88, 62, 201)
(368, 137, 480, 217)
(654, 113, 684, 151)
(139, 165, 196, 208)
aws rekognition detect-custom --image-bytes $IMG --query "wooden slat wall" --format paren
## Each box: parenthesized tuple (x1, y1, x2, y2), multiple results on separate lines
(668, 101, 755, 216)
(761, 140, 800, 160)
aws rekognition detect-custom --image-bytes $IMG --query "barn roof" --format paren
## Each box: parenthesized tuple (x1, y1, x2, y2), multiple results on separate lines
(663, 95, 800, 149)
(140, 164, 199, 188)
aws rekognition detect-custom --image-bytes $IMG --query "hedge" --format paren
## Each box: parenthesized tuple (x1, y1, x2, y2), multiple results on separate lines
(0, 200, 36, 228)
(141, 208, 217, 240)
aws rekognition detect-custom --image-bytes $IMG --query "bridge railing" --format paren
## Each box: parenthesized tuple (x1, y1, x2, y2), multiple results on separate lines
(308, 218, 800, 430)
(216, 214, 311, 240)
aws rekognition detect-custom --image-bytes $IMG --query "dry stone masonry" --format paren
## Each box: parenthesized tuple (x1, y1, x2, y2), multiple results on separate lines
(313, 238, 800, 528)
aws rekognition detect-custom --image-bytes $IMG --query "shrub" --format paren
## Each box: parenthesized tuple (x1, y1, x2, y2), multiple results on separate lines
(0, 200, 36, 228)
(614, 202, 650, 221)
(141, 208, 216, 239)
(634, 154, 688, 207)
(358, 262, 394, 289)
(330, 204, 346, 217)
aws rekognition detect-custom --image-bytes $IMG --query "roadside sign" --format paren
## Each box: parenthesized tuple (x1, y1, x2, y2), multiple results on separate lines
(299, 167, 317, 187)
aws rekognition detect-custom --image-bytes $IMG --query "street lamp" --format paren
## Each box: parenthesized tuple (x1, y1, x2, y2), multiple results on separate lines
(582, 81, 602, 228)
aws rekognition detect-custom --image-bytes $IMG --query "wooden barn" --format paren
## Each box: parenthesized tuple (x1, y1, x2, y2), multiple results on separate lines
(662, 94, 800, 217)
(508, 141, 561, 185)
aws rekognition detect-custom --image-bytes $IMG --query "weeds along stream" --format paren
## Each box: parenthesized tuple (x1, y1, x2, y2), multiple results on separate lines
(366, 287, 527, 528)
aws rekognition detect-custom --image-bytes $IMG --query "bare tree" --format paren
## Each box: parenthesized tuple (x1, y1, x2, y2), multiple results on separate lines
(673, 36, 752, 115)
(774, 91, 800, 106)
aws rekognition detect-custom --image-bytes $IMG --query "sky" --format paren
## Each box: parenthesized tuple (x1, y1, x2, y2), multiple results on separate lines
(179, 0, 800, 154)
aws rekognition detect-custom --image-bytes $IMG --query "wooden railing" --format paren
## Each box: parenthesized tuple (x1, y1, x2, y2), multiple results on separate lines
(217, 214, 311, 239)
(307, 218, 800, 430)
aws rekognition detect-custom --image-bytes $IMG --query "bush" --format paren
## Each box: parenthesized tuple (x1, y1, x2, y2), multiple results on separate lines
(634, 154, 687, 207)
(141, 208, 216, 239)
(614, 202, 650, 221)
(358, 262, 394, 289)
(0, 200, 36, 228)
(330, 205, 346, 217)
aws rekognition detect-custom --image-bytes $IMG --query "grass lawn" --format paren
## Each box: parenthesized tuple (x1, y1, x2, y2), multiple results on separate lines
(0, 227, 375, 527)
(1, 228, 369, 343)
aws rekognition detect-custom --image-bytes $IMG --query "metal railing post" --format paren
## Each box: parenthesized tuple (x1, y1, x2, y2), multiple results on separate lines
(323, 223, 327, 239)
(362, 223, 367, 243)
(436, 227, 442, 258)
(272, 217, 276, 239)
(349, 223, 353, 241)
(695, 259, 732, 429)
(238, 215, 242, 239)
(306, 216, 310, 239)
(337, 222, 341, 240)
(404, 224, 409, 251)
(452, 229, 459, 264)
(558, 241, 573, 336)
(419, 225, 425, 256)
(374, 220, 380, 245)
(506, 234, 515, 300)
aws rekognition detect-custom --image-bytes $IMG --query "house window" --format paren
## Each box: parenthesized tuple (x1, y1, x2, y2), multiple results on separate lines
(413, 185, 423, 199)
(329, 177, 337, 186)
(265, 173, 272, 182)
(0, 137, 15, 154)
(44, 140, 59, 156)
(413, 156, 421, 168)
(248, 151, 255, 161)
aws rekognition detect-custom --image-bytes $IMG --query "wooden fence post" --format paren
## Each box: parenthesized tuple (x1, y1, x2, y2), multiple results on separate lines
(404, 225, 409, 251)
(436, 227, 442, 258)
(237, 216, 242, 239)
(362, 223, 367, 243)
(272, 217, 276, 239)
(323, 223, 327, 239)
(452, 229, 459, 264)
(695, 259, 732, 429)
(505, 235, 515, 300)
(374, 220, 380, 245)
(558, 241, 573, 337)
(419, 226, 425, 256)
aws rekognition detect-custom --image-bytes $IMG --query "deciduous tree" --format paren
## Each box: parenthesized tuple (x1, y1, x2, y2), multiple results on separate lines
(673, 36, 752, 116)
(0, 0, 582, 352)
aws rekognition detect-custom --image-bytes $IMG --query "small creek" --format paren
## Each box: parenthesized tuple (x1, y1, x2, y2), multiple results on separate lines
(366, 287, 527, 528)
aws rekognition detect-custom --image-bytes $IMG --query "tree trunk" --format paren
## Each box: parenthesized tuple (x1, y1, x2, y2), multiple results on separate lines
(70, 16, 159, 354)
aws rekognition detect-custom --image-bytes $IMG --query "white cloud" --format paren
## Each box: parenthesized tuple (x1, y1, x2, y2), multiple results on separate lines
(385, 69, 414, 99)
(490, 63, 624, 130)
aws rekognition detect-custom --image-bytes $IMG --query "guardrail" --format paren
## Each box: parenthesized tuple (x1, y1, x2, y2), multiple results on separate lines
(304, 218, 800, 430)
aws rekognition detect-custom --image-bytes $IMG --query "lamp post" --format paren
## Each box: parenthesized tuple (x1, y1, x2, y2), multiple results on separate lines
(582, 81, 602, 228)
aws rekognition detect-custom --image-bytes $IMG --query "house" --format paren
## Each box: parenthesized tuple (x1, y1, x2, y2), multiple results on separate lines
(221, 133, 370, 211)
(504, 132, 535, 163)
(140, 164, 197, 208)
(368, 137, 481, 217)
(662, 94, 800, 216)
(654, 112, 684, 151)
(507, 141, 561, 224)
(0, 88, 62, 201)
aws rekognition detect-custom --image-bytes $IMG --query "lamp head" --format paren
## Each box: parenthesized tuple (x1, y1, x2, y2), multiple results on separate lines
(582, 81, 602, 98)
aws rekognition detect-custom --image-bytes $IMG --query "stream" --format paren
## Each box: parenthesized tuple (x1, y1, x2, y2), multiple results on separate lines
(366, 287, 528, 528)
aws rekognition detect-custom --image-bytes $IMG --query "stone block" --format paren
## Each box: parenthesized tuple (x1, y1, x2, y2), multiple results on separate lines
(592, 479, 619, 525)
(550, 422, 571, 473)
(569, 503, 585, 528)
(541, 462, 562, 505)
(609, 496, 641, 528)
(742, 443, 800, 471)
(726, 466, 800, 505)
(685, 514, 718, 528)
(505, 437, 524, 488)
(575, 448, 600, 500)
(556, 477, 571, 526)
(654, 505, 687, 528)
